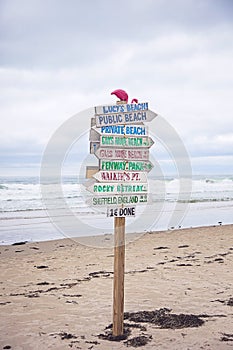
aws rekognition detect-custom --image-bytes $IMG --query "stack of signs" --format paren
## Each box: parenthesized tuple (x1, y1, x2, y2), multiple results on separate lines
(86, 102, 157, 217)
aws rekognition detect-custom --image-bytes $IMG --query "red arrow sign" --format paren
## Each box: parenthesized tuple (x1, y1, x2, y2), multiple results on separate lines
(95, 148, 150, 161)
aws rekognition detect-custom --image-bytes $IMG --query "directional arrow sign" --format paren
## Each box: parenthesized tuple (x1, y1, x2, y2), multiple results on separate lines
(93, 171, 148, 183)
(95, 148, 150, 161)
(100, 160, 153, 172)
(91, 124, 148, 136)
(100, 135, 154, 148)
(89, 128, 100, 141)
(85, 166, 99, 179)
(95, 102, 149, 115)
(90, 141, 100, 154)
(86, 182, 148, 195)
(95, 110, 157, 127)
(86, 193, 149, 207)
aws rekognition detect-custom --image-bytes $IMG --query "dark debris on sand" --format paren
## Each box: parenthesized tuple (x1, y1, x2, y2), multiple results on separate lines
(98, 308, 205, 347)
(99, 326, 131, 342)
(12, 241, 27, 246)
(124, 308, 205, 329)
(220, 333, 233, 342)
(124, 335, 152, 347)
(227, 297, 233, 306)
(212, 297, 233, 306)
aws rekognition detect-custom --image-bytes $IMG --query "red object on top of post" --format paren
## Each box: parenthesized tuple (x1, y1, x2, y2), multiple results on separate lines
(111, 89, 129, 103)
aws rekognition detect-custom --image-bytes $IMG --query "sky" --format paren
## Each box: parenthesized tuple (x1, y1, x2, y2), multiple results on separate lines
(0, 0, 233, 176)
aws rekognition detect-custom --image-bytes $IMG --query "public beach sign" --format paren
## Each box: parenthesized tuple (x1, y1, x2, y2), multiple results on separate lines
(95, 109, 157, 127)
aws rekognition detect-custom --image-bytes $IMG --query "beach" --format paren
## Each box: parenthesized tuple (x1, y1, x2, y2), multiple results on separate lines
(0, 224, 232, 349)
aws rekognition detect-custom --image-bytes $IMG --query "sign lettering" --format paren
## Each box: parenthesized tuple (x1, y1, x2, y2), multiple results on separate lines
(88, 194, 148, 206)
(86, 182, 148, 195)
(100, 160, 153, 172)
(95, 102, 149, 115)
(100, 136, 154, 148)
(95, 148, 150, 161)
(95, 110, 157, 127)
(107, 207, 136, 217)
(93, 171, 148, 182)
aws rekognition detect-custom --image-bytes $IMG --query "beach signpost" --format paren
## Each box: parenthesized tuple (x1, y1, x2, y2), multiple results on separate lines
(86, 96, 157, 337)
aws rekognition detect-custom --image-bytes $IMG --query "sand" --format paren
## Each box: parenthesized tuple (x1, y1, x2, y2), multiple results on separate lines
(0, 225, 232, 349)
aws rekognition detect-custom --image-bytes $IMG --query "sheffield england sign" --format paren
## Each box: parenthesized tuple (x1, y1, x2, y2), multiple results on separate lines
(86, 193, 148, 206)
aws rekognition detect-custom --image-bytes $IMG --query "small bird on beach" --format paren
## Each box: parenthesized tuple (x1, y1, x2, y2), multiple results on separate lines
(111, 89, 138, 104)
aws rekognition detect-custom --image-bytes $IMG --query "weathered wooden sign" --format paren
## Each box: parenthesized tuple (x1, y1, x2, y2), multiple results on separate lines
(85, 166, 99, 179)
(93, 171, 148, 183)
(91, 124, 148, 137)
(107, 207, 136, 217)
(86, 182, 148, 195)
(95, 110, 157, 127)
(90, 141, 100, 154)
(100, 135, 154, 148)
(86, 193, 148, 206)
(95, 102, 149, 115)
(89, 128, 100, 142)
(95, 148, 150, 161)
(100, 160, 153, 172)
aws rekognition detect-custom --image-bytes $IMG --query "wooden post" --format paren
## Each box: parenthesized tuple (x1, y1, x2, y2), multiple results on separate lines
(112, 216, 125, 337)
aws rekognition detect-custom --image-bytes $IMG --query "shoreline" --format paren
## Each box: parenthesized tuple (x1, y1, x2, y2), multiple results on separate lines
(0, 222, 232, 249)
(0, 224, 232, 349)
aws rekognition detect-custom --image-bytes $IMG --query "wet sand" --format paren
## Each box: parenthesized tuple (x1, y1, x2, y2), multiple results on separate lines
(0, 225, 232, 349)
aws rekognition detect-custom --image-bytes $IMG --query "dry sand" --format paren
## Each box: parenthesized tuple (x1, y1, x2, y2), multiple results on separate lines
(0, 225, 232, 349)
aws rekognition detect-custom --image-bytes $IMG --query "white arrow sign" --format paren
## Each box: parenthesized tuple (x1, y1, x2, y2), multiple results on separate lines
(86, 182, 148, 195)
(95, 102, 149, 115)
(107, 207, 136, 217)
(86, 193, 149, 207)
(93, 171, 148, 183)
(100, 135, 154, 148)
(95, 110, 157, 127)
(91, 124, 148, 137)
(95, 148, 150, 161)
(100, 160, 154, 172)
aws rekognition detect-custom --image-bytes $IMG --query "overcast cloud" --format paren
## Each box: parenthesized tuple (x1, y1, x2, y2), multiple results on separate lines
(0, 0, 233, 175)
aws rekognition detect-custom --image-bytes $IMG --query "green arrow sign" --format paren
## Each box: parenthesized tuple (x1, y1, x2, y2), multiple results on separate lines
(100, 160, 153, 172)
(100, 135, 154, 148)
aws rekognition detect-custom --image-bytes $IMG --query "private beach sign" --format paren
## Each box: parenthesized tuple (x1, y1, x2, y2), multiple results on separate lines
(86, 101, 156, 217)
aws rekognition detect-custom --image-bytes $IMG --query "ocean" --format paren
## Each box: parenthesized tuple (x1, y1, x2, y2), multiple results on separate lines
(0, 175, 232, 245)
